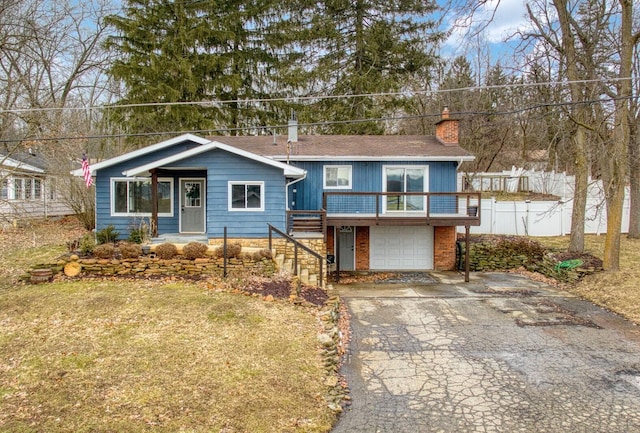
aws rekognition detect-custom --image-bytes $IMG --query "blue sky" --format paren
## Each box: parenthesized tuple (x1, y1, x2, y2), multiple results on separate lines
(441, 0, 530, 61)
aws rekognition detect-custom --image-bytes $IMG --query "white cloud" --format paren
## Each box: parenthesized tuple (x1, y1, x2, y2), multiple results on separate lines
(442, 0, 530, 55)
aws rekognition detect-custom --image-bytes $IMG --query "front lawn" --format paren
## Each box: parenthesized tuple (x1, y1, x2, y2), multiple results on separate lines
(0, 218, 336, 432)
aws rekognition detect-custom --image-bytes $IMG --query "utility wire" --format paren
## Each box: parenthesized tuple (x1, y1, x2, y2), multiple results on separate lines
(0, 94, 634, 144)
(0, 76, 636, 115)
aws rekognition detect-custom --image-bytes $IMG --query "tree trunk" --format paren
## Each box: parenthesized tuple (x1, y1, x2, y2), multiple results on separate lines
(628, 125, 640, 238)
(569, 131, 588, 252)
(602, 0, 634, 270)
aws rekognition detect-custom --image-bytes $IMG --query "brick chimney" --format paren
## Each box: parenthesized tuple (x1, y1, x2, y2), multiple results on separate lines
(435, 106, 459, 146)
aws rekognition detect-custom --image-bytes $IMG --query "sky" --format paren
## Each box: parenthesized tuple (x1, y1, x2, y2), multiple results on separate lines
(442, 0, 531, 61)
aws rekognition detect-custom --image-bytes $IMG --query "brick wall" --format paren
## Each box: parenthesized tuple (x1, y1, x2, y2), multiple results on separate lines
(355, 226, 370, 270)
(326, 226, 335, 255)
(434, 226, 456, 270)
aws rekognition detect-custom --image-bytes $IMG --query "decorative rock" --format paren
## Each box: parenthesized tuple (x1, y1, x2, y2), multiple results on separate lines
(317, 333, 334, 348)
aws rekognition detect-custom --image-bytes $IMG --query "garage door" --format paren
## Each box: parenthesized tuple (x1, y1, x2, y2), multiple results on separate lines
(370, 226, 434, 270)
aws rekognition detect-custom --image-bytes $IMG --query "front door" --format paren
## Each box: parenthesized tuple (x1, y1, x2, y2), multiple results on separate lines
(338, 226, 355, 271)
(180, 179, 205, 233)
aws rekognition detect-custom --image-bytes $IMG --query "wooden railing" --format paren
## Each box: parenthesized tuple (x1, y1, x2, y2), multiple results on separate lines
(286, 210, 326, 234)
(268, 224, 324, 287)
(321, 191, 482, 223)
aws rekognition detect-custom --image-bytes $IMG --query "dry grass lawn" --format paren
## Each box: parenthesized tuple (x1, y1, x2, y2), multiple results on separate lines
(0, 218, 335, 432)
(534, 234, 640, 325)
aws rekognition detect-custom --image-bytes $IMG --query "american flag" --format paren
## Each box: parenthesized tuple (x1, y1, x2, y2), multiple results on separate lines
(82, 154, 93, 188)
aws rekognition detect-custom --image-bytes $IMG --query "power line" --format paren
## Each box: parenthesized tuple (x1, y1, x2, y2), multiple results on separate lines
(0, 94, 634, 145)
(0, 76, 636, 115)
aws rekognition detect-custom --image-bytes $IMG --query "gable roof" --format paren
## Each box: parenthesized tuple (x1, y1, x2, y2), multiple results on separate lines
(70, 133, 211, 177)
(210, 135, 474, 162)
(0, 153, 46, 173)
(122, 140, 306, 177)
(72, 132, 473, 178)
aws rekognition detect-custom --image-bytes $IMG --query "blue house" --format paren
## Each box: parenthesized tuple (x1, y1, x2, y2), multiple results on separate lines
(73, 108, 479, 273)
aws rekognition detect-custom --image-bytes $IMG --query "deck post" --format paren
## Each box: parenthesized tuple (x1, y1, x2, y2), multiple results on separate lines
(464, 225, 470, 282)
(335, 227, 340, 283)
(151, 169, 158, 237)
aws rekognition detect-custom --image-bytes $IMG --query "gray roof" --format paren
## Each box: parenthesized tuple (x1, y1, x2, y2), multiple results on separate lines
(210, 135, 473, 161)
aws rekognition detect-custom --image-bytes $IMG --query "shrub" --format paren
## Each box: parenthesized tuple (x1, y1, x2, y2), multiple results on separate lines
(120, 242, 142, 259)
(249, 249, 273, 261)
(93, 243, 115, 259)
(155, 243, 178, 260)
(79, 234, 95, 256)
(212, 242, 242, 259)
(183, 241, 209, 260)
(96, 225, 119, 244)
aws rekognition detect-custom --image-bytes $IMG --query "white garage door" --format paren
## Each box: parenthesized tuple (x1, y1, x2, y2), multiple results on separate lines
(370, 226, 434, 270)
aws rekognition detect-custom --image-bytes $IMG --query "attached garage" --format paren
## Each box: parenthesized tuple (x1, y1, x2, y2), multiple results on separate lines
(369, 226, 434, 270)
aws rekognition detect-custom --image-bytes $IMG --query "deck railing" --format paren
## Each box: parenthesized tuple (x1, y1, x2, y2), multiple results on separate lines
(321, 191, 482, 221)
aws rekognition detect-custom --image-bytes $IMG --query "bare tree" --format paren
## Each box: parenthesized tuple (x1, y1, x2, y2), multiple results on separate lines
(0, 0, 117, 228)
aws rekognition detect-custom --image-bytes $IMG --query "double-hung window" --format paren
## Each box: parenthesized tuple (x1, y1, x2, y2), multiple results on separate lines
(10, 177, 42, 200)
(324, 165, 352, 189)
(383, 166, 427, 212)
(111, 178, 173, 216)
(229, 181, 264, 211)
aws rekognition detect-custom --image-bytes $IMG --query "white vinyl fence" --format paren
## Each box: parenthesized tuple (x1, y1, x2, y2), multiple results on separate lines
(458, 170, 631, 236)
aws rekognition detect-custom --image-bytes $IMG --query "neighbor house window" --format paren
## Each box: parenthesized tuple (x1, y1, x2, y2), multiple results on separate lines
(111, 178, 173, 216)
(1, 179, 8, 200)
(383, 166, 427, 212)
(229, 181, 264, 211)
(10, 177, 42, 200)
(324, 165, 352, 189)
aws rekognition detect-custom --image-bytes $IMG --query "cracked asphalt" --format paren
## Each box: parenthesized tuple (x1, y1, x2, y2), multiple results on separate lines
(330, 271, 640, 433)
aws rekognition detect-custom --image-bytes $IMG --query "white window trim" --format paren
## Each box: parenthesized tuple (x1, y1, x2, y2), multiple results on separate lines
(110, 177, 174, 217)
(228, 181, 265, 211)
(382, 165, 429, 213)
(6, 176, 43, 201)
(323, 165, 352, 189)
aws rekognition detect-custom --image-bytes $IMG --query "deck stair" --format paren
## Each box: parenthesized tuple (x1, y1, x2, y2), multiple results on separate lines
(290, 216, 323, 234)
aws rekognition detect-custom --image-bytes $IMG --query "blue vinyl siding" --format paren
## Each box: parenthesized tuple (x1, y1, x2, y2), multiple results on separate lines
(95, 140, 287, 238)
(289, 160, 458, 211)
(200, 151, 286, 238)
(94, 141, 202, 236)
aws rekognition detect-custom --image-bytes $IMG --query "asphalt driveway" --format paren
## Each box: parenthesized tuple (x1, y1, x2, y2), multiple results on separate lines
(330, 271, 640, 433)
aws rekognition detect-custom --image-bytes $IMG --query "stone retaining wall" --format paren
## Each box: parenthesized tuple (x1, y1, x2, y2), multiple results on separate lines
(209, 237, 327, 276)
(26, 255, 276, 281)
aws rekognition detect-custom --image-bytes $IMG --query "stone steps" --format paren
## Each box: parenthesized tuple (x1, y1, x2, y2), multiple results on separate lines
(275, 254, 321, 287)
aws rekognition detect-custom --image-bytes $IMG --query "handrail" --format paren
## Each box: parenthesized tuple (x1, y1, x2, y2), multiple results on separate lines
(268, 224, 324, 288)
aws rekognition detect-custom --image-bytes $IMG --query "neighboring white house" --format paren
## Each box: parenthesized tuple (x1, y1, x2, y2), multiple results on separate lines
(0, 150, 74, 222)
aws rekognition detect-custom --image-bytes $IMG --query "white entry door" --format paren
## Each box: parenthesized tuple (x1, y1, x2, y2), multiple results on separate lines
(180, 179, 205, 233)
(370, 226, 433, 270)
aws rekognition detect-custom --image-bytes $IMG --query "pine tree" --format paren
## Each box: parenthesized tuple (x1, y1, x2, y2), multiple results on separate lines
(291, 0, 443, 134)
(106, 0, 294, 138)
